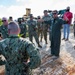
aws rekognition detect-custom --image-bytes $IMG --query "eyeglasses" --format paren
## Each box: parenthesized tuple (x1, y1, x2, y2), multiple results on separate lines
(2, 20, 6, 22)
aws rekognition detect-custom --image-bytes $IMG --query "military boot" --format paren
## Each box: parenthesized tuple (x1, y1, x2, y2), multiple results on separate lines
(45, 40, 48, 44)
(38, 44, 42, 48)
(40, 38, 42, 42)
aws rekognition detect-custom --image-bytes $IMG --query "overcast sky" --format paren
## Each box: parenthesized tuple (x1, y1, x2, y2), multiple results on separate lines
(0, 0, 75, 21)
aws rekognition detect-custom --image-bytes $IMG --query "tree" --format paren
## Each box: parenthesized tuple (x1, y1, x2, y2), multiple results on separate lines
(0, 18, 3, 26)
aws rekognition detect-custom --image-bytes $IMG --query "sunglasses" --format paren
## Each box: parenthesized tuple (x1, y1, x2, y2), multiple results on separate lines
(53, 13, 57, 15)
(2, 20, 6, 22)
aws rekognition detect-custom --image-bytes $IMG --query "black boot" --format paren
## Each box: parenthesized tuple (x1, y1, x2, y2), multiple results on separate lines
(45, 40, 48, 44)
(62, 38, 65, 40)
(38, 44, 42, 48)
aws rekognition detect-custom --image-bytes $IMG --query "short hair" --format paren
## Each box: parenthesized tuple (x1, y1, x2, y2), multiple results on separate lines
(8, 21, 20, 33)
(52, 10, 58, 14)
(53, 10, 58, 13)
(43, 10, 47, 13)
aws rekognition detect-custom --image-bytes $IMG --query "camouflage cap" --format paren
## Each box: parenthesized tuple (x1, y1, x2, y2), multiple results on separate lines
(29, 14, 33, 18)
(37, 16, 40, 19)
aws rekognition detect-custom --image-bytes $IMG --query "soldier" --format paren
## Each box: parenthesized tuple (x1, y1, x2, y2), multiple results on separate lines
(49, 10, 64, 59)
(0, 17, 9, 39)
(0, 17, 9, 66)
(9, 16, 13, 22)
(37, 16, 43, 42)
(21, 18, 27, 38)
(27, 14, 42, 48)
(18, 18, 27, 38)
(48, 10, 53, 42)
(42, 10, 51, 44)
(0, 33, 5, 65)
(0, 21, 41, 75)
(74, 21, 75, 37)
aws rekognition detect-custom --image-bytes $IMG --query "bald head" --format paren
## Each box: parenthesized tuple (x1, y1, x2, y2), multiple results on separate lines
(8, 21, 20, 35)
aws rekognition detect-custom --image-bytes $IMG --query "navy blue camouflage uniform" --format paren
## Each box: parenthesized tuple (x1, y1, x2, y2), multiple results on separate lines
(0, 35, 41, 75)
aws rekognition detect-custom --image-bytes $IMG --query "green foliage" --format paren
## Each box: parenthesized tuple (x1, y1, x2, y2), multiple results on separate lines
(0, 18, 3, 26)
(18, 34, 23, 37)
(18, 32, 29, 37)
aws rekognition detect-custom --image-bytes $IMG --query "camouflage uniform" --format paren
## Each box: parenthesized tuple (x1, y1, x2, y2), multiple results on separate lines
(19, 22, 27, 38)
(27, 20, 39, 44)
(42, 15, 51, 44)
(0, 25, 9, 65)
(0, 35, 41, 75)
(0, 25, 9, 39)
(37, 20, 43, 42)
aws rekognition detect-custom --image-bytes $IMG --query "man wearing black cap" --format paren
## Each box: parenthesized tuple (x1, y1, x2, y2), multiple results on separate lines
(62, 6, 73, 41)
(42, 10, 51, 44)
(27, 14, 42, 48)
